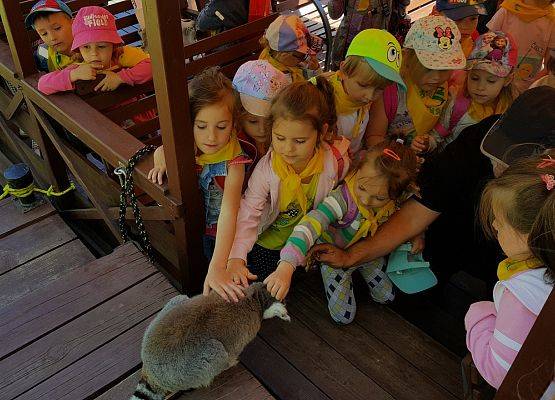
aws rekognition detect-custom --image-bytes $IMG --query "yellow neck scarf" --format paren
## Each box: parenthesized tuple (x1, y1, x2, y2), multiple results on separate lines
(47, 46, 75, 71)
(497, 257, 543, 281)
(461, 37, 474, 58)
(272, 147, 324, 213)
(501, 0, 555, 22)
(329, 72, 370, 139)
(345, 172, 397, 247)
(356, 0, 371, 11)
(259, 47, 305, 83)
(195, 134, 242, 166)
(468, 88, 513, 121)
(406, 78, 448, 136)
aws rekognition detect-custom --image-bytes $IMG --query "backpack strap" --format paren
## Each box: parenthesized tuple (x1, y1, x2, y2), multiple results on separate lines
(329, 144, 345, 180)
(383, 84, 399, 124)
(433, 94, 471, 138)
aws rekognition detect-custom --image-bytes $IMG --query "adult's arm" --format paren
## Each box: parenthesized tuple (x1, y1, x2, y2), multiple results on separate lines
(310, 198, 439, 268)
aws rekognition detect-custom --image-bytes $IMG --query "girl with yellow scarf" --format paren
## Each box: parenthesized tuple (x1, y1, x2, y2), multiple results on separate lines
(227, 78, 351, 301)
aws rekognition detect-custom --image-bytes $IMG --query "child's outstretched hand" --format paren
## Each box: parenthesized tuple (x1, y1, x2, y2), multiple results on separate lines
(148, 146, 167, 185)
(203, 266, 245, 303)
(70, 64, 97, 82)
(411, 135, 431, 154)
(264, 261, 295, 301)
(227, 258, 257, 288)
(95, 70, 124, 92)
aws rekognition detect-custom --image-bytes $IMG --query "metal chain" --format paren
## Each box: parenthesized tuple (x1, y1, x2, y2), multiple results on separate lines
(114, 145, 157, 263)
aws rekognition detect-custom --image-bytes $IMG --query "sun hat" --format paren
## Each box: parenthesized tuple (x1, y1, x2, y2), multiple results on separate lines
(403, 15, 466, 70)
(25, 0, 72, 29)
(233, 60, 291, 116)
(481, 86, 555, 166)
(386, 243, 438, 294)
(264, 15, 321, 55)
(436, 0, 487, 21)
(346, 29, 407, 91)
(71, 6, 123, 51)
(466, 31, 517, 77)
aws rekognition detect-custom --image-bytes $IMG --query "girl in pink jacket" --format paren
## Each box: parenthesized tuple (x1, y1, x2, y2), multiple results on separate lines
(466, 154, 555, 388)
(227, 77, 351, 300)
(38, 6, 152, 95)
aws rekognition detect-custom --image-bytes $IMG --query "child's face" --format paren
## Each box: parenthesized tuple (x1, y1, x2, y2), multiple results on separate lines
(354, 160, 391, 209)
(467, 70, 508, 105)
(341, 64, 383, 106)
(241, 112, 268, 144)
(272, 117, 319, 173)
(454, 15, 479, 38)
(79, 42, 114, 70)
(193, 100, 234, 155)
(414, 68, 452, 92)
(492, 209, 530, 260)
(33, 13, 73, 55)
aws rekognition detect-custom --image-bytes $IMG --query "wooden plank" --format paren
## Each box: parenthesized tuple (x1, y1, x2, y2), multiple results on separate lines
(0, 273, 175, 399)
(241, 337, 331, 400)
(0, 199, 56, 238)
(301, 273, 463, 398)
(18, 315, 160, 400)
(93, 370, 142, 400)
(0, 243, 154, 360)
(178, 364, 275, 400)
(286, 277, 460, 400)
(0, 214, 76, 275)
(258, 314, 395, 399)
(0, 239, 94, 309)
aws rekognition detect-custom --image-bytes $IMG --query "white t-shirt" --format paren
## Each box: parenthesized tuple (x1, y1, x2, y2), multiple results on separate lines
(336, 109, 369, 155)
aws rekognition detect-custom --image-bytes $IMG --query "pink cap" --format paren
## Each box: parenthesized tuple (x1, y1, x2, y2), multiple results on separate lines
(71, 6, 122, 51)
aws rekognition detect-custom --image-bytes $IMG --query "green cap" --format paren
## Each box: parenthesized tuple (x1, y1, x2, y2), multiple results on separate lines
(346, 29, 406, 90)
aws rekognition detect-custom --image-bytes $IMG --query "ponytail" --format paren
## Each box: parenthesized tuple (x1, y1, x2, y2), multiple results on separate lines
(530, 181, 555, 283)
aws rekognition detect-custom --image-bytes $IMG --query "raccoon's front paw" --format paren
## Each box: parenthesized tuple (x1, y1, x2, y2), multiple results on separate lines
(263, 302, 291, 322)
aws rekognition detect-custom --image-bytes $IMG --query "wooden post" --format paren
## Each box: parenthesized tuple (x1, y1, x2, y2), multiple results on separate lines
(143, 0, 207, 293)
(0, 0, 36, 78)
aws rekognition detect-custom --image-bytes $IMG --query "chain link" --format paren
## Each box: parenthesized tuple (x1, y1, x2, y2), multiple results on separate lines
(116, 145, 157, 263)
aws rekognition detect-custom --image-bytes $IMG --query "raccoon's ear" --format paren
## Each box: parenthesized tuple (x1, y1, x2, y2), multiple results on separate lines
(263, 302, 291, 322)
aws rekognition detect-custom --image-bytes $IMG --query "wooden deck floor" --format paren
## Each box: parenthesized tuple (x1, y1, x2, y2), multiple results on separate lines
(0, 197, 463, 400)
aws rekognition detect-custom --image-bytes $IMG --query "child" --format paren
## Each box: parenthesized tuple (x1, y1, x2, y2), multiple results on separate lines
(435, 0, 488, 57)
(327, 0, 411, 71)
(226, 78, 351, 300)
(321, 29, 407, 155)
(232, 60, 291, 163)
(38, 6, 152, 95)
(366, 16, 466, 148)
(25, 0, 75, 72)
(529, 48, 555, 89)
(259, 15, 322, 82)
(466, 154, 555, 388)
(414, 31, 517, 153)
(487, 0, 555, 93)
(279, 140, 418, 322)
(148, 68, 250, 303)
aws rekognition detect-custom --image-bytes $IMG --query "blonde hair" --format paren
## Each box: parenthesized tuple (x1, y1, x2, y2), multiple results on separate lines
(480, 152, 555, 282)
(341, 55, 391, 89)
(400, 48, 430, 83)
(266, 76, 337, 143)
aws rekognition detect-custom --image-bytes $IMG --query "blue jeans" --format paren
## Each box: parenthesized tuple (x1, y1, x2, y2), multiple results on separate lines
(203, 234, 216, 261)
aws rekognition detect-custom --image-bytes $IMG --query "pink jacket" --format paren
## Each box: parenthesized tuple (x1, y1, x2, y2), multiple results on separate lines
(465, 268, 553, 389)
(229, 138, 350, 261)
(38, 58, 152, 95)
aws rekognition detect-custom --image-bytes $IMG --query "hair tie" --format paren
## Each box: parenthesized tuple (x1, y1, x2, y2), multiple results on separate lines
(383, 148, 401, 161)
(396, 138, 404, 145)
(537, 156, 555, 169)
(541, 174, 555, 191)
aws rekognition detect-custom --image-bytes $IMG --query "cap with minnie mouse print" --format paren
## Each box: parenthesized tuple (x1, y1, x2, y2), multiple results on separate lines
(403, 15, 466, 70)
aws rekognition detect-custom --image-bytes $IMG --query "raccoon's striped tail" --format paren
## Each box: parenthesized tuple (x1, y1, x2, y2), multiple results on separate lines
(130, 374, 168, 400)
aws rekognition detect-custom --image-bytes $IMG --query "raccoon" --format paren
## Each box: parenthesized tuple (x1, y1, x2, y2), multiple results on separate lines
(130, 282, 290, 400)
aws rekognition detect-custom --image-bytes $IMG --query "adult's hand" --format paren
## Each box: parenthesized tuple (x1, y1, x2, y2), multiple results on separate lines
(308, 244, 353, 269)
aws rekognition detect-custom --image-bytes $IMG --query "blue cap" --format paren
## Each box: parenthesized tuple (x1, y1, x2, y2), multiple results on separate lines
(436, 0, 487, 20)
(25, 0, 72, 29)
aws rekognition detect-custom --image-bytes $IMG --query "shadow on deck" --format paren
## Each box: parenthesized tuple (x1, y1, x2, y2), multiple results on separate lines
(0, 196, 463, 400)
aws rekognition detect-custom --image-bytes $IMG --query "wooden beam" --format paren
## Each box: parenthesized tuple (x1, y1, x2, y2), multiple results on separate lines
(63, 206, 172, 221)
(2, 89, 23, 120)
(0, 0, 36, 78)
(143, 0, 206, 293)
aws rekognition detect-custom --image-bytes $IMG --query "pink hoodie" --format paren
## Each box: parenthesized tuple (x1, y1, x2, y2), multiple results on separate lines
(229, 138, 350, 262)
(465, 268, 553, 389)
